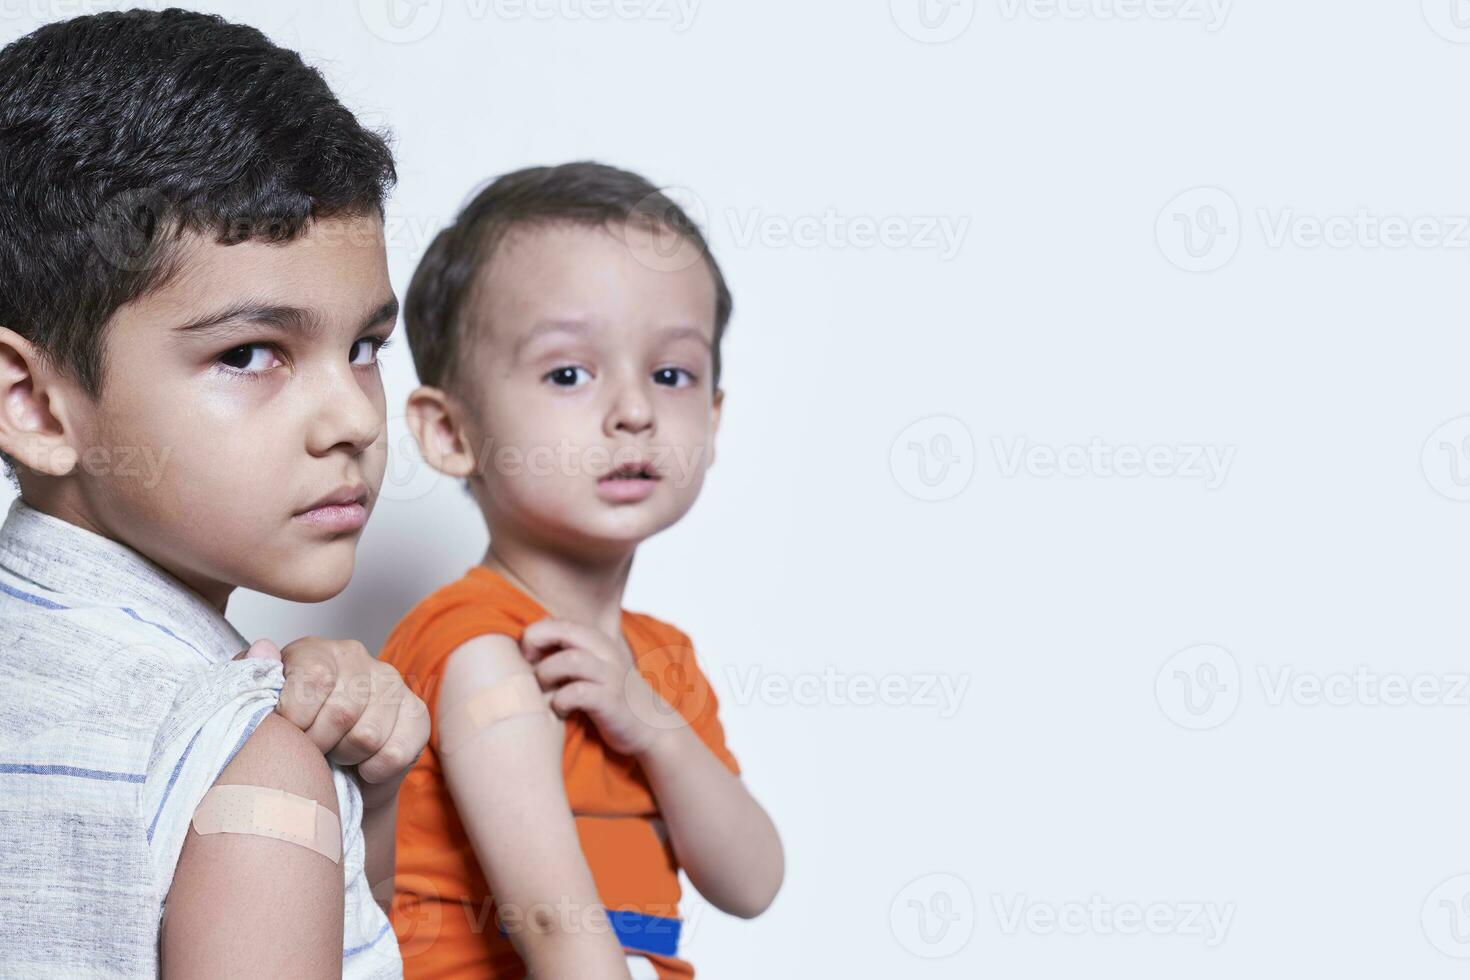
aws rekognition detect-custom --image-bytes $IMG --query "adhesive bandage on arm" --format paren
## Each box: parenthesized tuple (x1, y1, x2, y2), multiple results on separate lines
(191, 784, 343, 864)
(438, 672, 552, 753)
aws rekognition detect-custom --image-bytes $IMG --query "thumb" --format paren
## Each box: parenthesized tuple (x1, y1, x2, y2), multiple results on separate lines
(232, 639, 282, 663)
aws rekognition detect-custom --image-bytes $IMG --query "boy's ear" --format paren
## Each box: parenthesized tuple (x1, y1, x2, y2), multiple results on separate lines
(0, 327, 81, 478)
(405, 385, 477, 479)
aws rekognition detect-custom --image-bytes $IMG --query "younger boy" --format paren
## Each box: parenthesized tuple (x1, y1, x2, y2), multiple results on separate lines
(383, 162, 783, 978)
(0, 11, 429, 976)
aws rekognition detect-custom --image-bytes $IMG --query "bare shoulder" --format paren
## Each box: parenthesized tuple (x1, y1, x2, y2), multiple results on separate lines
(160, 712, 343, 979)
(218, 711, 339, 805)
(436, 633, 560, 756)
(441, 632, 534, 691)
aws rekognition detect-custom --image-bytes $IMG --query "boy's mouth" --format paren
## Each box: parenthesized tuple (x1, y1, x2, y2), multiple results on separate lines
(599, 461, 660, 482)
(293, 483, 370, 533)
(596, 460, 661, 502)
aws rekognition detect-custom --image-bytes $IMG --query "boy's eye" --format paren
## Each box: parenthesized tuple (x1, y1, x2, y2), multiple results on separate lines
(218, 343, 278, 373)
(653, 367, 695, 388)
(545, 366, 592, 387)
(350, 336, 391, 367)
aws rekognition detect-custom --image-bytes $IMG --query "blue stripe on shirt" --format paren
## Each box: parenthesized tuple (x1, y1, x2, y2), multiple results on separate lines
(120, 606, 210, 661)
(608, 909, 682, 957)
(147, 725, 203, 843)
(215, 703, 274, 781)
(0, 577, 66, 610)
(343, 918, 393, 959)
(0, 762, 145, 782)
(500, 909, 682, 957)
(0, 574, 210, 661)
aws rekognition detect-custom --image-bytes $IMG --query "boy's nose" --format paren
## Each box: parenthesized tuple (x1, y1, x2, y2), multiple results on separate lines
(305, 370, 383, 457)
(605, 381, 655, 436)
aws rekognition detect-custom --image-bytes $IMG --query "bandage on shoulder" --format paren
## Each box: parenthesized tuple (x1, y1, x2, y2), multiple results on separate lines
(438, 673, 551, 753)
(192, 784, 342, 864)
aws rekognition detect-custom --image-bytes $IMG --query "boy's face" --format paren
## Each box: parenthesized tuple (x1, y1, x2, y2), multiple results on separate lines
(454, 219, 722, 559)
(64, 213, 396, 608)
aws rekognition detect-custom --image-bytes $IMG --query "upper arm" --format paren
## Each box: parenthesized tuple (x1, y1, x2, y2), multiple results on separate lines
(436, 634, 620, 963)
(160, 712, 343, 980)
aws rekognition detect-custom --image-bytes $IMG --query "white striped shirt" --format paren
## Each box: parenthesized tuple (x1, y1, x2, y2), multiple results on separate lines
(0, 497, 401, 977)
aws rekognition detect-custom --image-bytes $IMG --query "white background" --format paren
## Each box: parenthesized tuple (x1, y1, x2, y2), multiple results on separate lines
(6, 0, 1470, 975)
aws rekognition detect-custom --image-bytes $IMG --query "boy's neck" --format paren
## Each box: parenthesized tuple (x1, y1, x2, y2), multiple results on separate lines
(482, 535, 634, 639)
(20, 485, 235, 615)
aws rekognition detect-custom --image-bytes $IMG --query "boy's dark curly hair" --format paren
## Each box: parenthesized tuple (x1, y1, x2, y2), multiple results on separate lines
(0, 8, 397, 405)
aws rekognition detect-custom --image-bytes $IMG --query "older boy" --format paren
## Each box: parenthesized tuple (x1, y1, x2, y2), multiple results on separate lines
(0, 10, 426, 977)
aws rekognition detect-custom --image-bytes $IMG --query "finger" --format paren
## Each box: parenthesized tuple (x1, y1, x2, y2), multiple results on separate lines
(357, 694, 430, 787)
(533, 649, 605, 690)
(232, 639, 282, 663)
(301, 657, 373, 756)
(520, 619, 576, 663)
(548, 680, 599, 719)
(273, 642, 338, 733)
(521, 618, 609, 663)
(326, 667, 404, 767)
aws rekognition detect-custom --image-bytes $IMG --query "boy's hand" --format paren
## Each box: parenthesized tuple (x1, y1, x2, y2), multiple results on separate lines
(524, 622, 786, 919)
(522, 618, 675, 758)
(234, 637, 429, 809)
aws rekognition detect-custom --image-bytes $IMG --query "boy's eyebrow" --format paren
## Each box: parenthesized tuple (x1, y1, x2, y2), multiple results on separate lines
(655, 325, 712, 350)
(513, 319, 590, 359)
(174, 296, 399, 338)
(361, 296, 401, 331)
(513, 320, 711, 358)
(174, 302, 321, 338)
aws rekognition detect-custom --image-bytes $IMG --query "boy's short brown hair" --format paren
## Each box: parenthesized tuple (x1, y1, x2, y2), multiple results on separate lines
(404, 161, 732, 394)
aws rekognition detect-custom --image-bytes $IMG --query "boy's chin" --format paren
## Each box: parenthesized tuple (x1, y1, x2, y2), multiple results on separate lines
(564, 512, 679, 557)
(250, 546, 357, 603)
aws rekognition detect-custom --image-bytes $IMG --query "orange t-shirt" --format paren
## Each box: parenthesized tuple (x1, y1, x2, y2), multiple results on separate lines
(381, 566, 740, 979)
